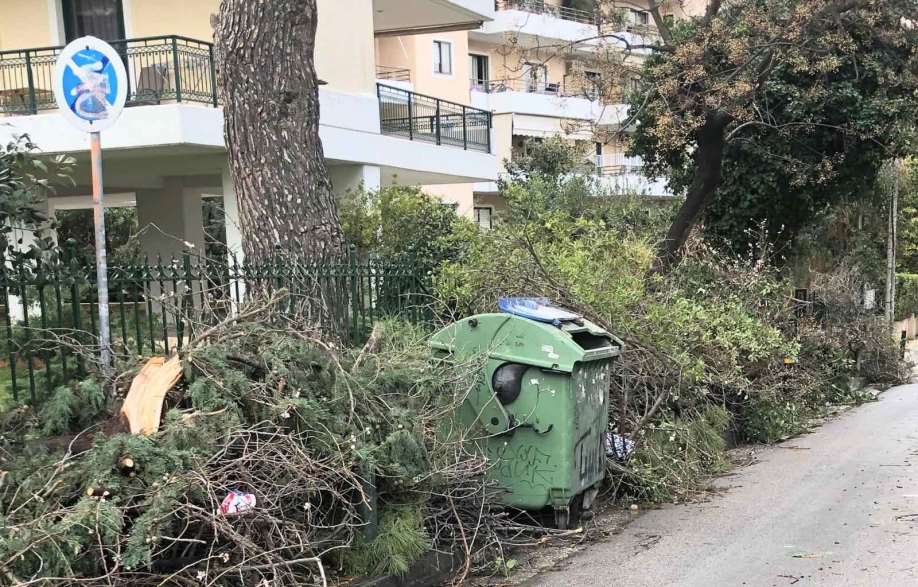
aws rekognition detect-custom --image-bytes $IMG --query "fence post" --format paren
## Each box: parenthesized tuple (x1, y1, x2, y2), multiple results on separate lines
(435, 99, 442, 146)
(65, 243, 86, 378)
(208, 43, 219, 107)
(462, 105, 468, 150)
(175, 252, 191, 350)
(274, 244, 286, 317)
(407, 91, 414, 141)
(0, 247, 17, 402)
(171, 36, 183, 103)
(274, 244, 286, 291)
(24, 51, 37, 114)
(349, 245, 359, 345)
(408, 247, 419, 325)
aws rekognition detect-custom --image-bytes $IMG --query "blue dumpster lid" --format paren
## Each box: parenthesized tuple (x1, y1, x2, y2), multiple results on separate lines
(498, 297, 581, 325)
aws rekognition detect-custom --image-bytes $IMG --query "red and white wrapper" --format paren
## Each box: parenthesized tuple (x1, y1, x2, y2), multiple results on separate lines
(220, 490, 257, 515)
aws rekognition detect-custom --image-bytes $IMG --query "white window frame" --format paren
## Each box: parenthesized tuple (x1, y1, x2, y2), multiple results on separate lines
(474, 206, 494, 230)
(433, 39, 453, 76)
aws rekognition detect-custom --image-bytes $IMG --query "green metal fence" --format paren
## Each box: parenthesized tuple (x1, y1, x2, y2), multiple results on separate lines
(0, 244, 430, 405)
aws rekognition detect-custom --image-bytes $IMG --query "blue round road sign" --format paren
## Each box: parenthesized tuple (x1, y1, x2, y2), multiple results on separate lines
(53, 36, 127, 133)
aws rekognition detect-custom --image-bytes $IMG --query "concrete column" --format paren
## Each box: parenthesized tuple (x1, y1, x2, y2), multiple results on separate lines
(221, 165, 243, 260)
(136, 181, 205, 261)
(221, 164, 246, 311)
(135, 182, 206, 344)
(328, 164, 382, 196)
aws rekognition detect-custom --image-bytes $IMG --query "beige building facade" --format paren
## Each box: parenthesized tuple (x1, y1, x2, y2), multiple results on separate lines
(0, 0, 498, 257)
(376, 0, 705, 227)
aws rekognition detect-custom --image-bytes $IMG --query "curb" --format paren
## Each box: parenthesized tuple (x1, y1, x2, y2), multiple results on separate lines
(354, 551, 462, 587)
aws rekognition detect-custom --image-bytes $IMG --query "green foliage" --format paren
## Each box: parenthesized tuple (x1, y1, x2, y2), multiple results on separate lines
(435, 152, 908, 502)
(338, 183, 477, 266)
(628, 0, 918, 255)
(505, 135, 588, 180)
(623, 406, 731, 502)
(56, 207, 141, 265)
(897, 273, 918, 321)
(343, 506, 430, 576)
(895, 162, 918, 274)
(0, 134, 75, 263)
(739, 399, 804, 444)
(38, 380, 106, 436)
(0, 319, 481, 584)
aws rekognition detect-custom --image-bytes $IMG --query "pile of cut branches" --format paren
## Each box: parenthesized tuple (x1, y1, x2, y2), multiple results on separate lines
(0, 292, 534, 586)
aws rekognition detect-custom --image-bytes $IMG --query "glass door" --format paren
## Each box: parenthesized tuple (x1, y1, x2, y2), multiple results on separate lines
(62, 0, 126, 42)
(469, 54, 489, 91)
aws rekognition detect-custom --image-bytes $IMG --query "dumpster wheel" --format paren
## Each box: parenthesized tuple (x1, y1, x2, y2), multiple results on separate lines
(553, 506, 571, 530)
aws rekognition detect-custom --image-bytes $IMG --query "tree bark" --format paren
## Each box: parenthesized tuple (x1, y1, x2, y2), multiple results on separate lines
(214, 0, 345, 263)
(886, 159, 899, 325)
(654, 114, 731, 271)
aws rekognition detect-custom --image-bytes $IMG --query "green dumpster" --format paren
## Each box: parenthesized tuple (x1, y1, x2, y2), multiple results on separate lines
(430, 298, 623, 528)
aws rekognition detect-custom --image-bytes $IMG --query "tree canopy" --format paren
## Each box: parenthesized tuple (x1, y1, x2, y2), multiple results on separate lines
(612, 0, 918, 268)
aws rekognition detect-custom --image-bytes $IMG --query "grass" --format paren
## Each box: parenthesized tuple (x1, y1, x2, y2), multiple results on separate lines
(0, 365, 13, 412)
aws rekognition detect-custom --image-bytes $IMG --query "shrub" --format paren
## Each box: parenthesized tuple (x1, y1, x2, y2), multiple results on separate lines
(338, 183, 478, 267)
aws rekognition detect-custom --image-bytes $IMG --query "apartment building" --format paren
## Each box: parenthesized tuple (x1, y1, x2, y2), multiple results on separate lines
(0, 0, 498, 258)
(377, 0, 706, 227)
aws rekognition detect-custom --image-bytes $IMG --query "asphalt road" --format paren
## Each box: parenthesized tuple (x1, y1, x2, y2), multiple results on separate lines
(529, 384, 918, 587)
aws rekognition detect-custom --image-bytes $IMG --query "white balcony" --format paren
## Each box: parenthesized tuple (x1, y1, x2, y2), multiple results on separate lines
(470, 78, 629, 128)
(469, 0, 660, 54)
(474, 154, 671, 198)
(596, 153, 644, 174)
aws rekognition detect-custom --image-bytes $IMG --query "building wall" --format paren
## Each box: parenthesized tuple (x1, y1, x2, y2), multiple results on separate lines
(492, 113, 514, 169)
(132, 0, 378, 95)
(376, 37, 414, 71)
(0, 0, 53, 50)
(405, 31, 471, 104)
(316, 0, 377, 94)
(131, 0, 219, 40)
(0, 0, 375, 97)
(427, 183, 475, 217)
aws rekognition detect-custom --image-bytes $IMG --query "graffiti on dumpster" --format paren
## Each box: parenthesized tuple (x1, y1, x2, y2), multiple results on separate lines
(499, 445, 554, 488)
(576, 427, 605, 488)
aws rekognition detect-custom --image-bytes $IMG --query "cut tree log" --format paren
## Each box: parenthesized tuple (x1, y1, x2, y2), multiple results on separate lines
(120, 356, 183, 435)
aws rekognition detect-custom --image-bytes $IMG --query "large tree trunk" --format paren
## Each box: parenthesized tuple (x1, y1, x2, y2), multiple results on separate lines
(654, 114, 731, 271)
(214, 0, 345, 262)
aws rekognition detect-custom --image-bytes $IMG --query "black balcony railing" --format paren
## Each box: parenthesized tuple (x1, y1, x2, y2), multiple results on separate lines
(377, 83, 491, 153)
(496, 0, 597, 25)
(0, 35, 218, 115)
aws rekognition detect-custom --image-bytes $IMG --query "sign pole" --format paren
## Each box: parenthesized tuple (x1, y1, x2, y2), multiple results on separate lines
(54, 35, 127, 374)
(90, 131, 111, 371)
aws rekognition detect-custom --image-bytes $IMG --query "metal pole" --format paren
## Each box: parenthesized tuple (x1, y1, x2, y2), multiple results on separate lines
(91, 132, 112, 371)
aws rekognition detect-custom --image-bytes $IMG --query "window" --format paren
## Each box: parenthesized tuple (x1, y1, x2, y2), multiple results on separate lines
(469, 54, 490, 88)
(62, 0, 126, 42)
(523, 62, 548, 92)
(629, 9, 650, 26)
(663, 13, 676, 26)
(475, 207, 493, 230)
(584, 70, 602, 98)
(433, 40, 452, 75)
